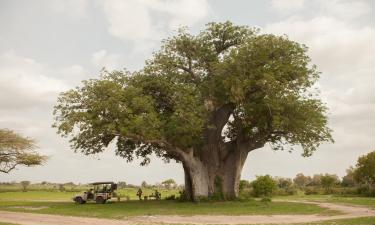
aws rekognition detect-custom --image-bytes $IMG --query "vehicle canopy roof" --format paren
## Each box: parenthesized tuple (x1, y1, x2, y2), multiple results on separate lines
(90, 182, 115, 185)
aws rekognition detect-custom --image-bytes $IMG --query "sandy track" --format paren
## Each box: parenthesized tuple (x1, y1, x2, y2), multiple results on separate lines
(0, 201, 374, 225)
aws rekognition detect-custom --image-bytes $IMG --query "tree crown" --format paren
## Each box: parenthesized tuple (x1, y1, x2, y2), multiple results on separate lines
(0, 129, 47, 173)
(53, 21, 333, 164)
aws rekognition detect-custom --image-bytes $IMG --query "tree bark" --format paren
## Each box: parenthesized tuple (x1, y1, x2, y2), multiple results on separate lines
(181, 145, 250, 200)
(219, 148, 248, 199)
(181, 139, 263, 201)
(179, 104, 263, 201)
(181, 152, 209, 201)
(182, 162, 193, 201)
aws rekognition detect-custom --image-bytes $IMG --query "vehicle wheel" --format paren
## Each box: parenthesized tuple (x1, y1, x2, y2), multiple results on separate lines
(75, 197, 85, 204)
(96, 196, 105, 204)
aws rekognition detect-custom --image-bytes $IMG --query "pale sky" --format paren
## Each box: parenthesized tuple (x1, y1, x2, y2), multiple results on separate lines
(1, 0, 375, 185)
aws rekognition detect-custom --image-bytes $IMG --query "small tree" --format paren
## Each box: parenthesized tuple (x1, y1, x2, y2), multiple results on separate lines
(293, 173, 311, 188)
(162, 179, 177, 189)
(342, 167, 356, 187)
(321, 174, 339, 193)
(353, 151, 375, 191)
(0, 129, 47, 173)
(20, 181, 30, 192)
(276, 177, 293, 189)
(118, 181, 127, 188)
(141, 181, 148, 189)
(58, 184, 65, 192)
(251, 175, 277, 199)
(310, 174, 322, 186)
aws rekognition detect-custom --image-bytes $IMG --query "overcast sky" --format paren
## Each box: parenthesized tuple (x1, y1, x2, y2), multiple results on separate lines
(1, 0, 375, 185)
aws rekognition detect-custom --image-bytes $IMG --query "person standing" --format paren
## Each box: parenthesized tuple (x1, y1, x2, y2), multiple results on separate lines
(136, 188, 143, 200)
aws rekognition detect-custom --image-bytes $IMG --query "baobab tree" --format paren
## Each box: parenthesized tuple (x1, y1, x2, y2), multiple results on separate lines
(53, 21, 333, 201)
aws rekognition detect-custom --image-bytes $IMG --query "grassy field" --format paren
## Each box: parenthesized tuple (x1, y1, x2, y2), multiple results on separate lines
(275, 194, 375, 209)
(0, 190, 373, 224)
(0, 188, 180, 201)
(0, 190, 338, 219)
(0, 200, 333, 218)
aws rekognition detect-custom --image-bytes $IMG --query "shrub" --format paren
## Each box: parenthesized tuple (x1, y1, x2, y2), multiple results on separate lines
(177, 190, 189, 202)
(304, 186, 321, 195)
(165, 194, 176, 200)
(251, 175, 277, 198)
(20, 181, 30, 192)
(239, 180, 250, 192)
(274, 186, 298, 196)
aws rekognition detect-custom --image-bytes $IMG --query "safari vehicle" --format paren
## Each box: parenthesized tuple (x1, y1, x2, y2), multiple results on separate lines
(73, 181, 117, 204)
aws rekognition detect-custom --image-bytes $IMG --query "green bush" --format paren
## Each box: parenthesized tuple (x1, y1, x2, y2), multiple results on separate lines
(274, 186, 297, 196)
(251, 175, 277, 198)
(165, 194, 176, 200)
(304, 186, 321, 195)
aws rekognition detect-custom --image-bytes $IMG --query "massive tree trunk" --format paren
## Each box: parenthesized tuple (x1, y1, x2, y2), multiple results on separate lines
(180, 131, 254, 201)
(181, 146, 249, 201)
(219, 145, 249, 199)
(178, 104, 263, 201)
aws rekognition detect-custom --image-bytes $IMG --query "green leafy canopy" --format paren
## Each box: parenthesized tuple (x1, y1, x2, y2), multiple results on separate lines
(53, 21, 333, 165)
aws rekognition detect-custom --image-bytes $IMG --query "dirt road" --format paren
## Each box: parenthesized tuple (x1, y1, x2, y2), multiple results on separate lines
(0, 201, 374, 225)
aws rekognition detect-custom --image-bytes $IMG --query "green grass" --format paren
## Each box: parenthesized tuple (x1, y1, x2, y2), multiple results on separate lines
(0, 191, 79, 201)
(0, 200, 331, 219)
(275, 194, 375, 209)
(0, 188, 180, 201)
(1, 191, 374, 221)
(0, 190, 334, 218)
(0, 223, 19, 225)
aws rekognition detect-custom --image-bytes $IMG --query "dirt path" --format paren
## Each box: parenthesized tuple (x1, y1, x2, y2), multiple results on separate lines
(0, 201, 374, 225)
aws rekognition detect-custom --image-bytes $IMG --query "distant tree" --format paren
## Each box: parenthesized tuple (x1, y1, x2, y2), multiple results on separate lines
(20, 181, 30, 192)
(310, 174, 322, 186)
(0, 129, 47, 173)
(58, 184, 65, 192)
(251, 175, 277, 198)
(293, 173, 311, 188)
(141, 181, 148, 188)
(162, 179, 177, 189)
(321, 174, 339, 193)
(118, 181, 127, 188)
(275, 177, 293, 189)
(342, 167, 356, 187)
(353, 151, 375, 189)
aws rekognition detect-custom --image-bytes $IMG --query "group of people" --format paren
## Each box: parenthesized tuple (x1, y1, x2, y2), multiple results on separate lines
(136, 188, 161, 200)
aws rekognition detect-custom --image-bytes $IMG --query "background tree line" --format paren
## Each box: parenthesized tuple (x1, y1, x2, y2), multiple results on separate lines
(239, 151, 375, 198)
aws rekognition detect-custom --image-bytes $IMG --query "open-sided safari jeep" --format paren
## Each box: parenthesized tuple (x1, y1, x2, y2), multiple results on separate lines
(73, 181, 117, 204)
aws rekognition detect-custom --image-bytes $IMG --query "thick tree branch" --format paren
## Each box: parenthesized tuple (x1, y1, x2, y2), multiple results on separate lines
(112, 132, 190, 161)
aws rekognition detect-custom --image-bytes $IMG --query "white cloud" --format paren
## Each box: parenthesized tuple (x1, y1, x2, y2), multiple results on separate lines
(0, 50, 68, 109)
(47, 0, 89, 19)
(318, 0, 370, 20)
(265, 17, 375, 75)
(271, 0, 306, 12)
(59, 65, 87, 85)
(100, 0, 210, 41)
(91, 49, 122, 70)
